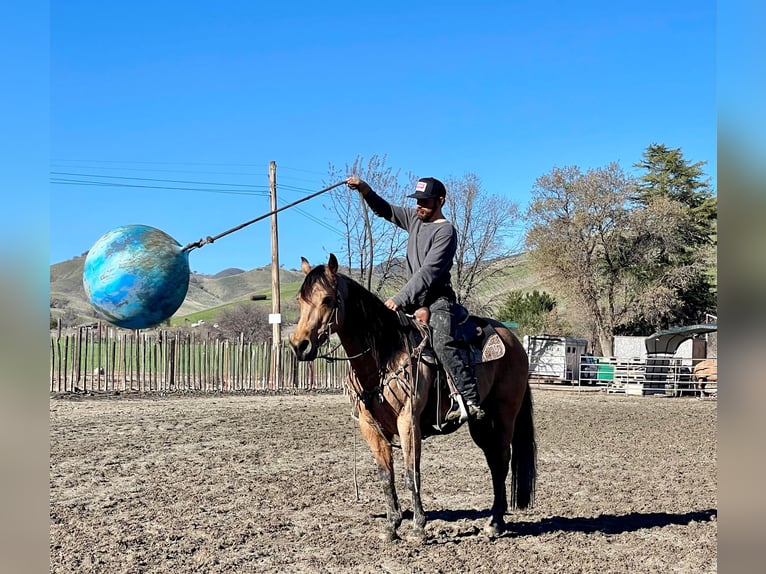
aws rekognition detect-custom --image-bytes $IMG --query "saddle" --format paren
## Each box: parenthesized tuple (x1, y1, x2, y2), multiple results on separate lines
(397, 305, 505, 435)
(400, 305, 506, 366)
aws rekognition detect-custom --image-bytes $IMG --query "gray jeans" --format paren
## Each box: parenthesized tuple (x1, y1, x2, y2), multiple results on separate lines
(428, 297, 480, 404)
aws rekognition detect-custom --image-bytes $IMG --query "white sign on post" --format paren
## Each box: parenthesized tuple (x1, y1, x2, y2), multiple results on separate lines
(268, 313, 282, 324)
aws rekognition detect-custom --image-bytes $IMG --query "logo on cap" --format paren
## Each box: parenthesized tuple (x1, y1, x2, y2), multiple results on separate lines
(415, 181, 428, 192)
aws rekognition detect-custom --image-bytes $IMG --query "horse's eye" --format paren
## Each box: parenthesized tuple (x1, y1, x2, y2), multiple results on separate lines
(322, 296, 333, 307)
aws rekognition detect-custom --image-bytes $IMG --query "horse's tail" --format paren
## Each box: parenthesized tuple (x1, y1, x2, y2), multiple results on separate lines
(510, 379, 537, 509)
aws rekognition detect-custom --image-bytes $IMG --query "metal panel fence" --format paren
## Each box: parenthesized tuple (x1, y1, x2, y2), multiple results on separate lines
(50, 327, 351, 394)
(575, 355, 718, 397)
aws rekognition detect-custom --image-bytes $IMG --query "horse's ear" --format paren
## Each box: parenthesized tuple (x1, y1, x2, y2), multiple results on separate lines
(300, 257, 311, 275)
(327, 253, 338, 276)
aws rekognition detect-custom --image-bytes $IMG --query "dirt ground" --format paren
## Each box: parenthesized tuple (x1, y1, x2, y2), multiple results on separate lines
(50, 389, 717, 573)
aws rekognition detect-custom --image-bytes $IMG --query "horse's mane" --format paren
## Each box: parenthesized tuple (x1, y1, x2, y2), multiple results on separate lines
(301, 265, 408, 370)
(299, 264, 334, 302)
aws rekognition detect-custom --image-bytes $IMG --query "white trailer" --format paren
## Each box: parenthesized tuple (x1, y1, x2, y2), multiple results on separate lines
(523, 335, 589, 384)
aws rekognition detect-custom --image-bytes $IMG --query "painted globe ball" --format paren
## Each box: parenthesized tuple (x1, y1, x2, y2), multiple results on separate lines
(83, 224, 190, 329)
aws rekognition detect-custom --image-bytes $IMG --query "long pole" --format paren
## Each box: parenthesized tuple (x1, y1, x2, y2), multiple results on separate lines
(181, 179, 347, 252)
(269, 161, 282, 387)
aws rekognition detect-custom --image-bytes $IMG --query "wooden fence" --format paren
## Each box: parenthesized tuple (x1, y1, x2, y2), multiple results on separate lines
(50, 326, 351, 393)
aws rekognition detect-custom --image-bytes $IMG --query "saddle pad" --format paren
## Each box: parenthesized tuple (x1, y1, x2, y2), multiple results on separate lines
(481, 333, 505, 362)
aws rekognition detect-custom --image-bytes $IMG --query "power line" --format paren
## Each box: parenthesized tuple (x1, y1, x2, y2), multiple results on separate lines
(48, 170, 331, 194)
(49, 161, 344, 233)
(278, 182, 341, 195)
(50, 178, 270, 196)
(49, 160, 338, 202)
(51, 158, 268, 167)
(50, 171, 271, 189)
(49, 170, 344, 198)
(289, 205, 343, 236)
(49, 163, 270, 177)
(51, 159, 328, 178)
(49, 177, 343, 233)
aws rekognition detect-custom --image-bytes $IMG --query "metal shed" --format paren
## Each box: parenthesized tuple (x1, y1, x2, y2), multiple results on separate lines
(644, 324, 718, 355)
(637, 324, 718, 396)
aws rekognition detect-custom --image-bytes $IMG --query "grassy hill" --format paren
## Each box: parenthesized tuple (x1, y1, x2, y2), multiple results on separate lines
(468, 253, 548, 311)
(49, 255, 306, 327)
(49, 253, 546, 329)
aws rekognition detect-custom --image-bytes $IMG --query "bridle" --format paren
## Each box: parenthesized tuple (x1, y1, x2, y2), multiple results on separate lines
(314, 283, 370, 362)
(316, 303, 339, 344)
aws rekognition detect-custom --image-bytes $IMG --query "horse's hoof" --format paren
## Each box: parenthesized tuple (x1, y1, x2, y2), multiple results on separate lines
(484, 520, 505, 538)
(407, 526, 426, 543)
(380, 527, 399, 542)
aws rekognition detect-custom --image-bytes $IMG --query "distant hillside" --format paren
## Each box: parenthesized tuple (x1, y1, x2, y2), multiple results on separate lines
(49, 255, 306, 327)
(211, 268, 246, 279)
(49, 252, 552, 329)
(469, 253, 547, 311)
(49, 256, 94, 322)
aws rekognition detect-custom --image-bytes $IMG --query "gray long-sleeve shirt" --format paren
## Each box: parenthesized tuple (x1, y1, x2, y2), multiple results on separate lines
(363, 189, 457, 310)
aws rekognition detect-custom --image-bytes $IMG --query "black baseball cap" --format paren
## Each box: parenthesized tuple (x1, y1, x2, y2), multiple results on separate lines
(407, 177, 446, 199)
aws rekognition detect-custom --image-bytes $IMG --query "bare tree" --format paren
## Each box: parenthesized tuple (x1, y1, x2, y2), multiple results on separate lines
(525, 163, 639, 355)
(443, 173, 521, 311)
(215, 304, 271, 343)
(326, 163, 523, 311)
(326, 154, 408, 294)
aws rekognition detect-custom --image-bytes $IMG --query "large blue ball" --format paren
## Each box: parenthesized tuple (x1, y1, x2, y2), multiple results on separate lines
(83, 224, 190, 329)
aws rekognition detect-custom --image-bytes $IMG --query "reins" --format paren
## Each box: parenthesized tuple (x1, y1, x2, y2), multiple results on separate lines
(344, 311, 432, 495)
(314, 302, 370, 362)
(405, 319, 431, 494)
(309, 275, 431, 492)
(317, 341, 370, 362)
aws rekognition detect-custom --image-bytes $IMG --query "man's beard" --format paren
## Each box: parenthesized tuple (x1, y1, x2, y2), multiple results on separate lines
(416, 209, 435, 222)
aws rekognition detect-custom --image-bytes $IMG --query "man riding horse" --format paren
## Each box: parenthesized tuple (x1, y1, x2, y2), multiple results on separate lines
(346, 175, 484, 422)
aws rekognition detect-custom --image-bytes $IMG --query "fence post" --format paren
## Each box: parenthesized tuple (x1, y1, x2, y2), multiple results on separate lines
(63, 335, 69, 393)
(75, 328, 83, 388)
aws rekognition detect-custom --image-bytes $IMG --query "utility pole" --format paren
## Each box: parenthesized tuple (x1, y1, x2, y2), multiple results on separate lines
(269, 161, 282, 388)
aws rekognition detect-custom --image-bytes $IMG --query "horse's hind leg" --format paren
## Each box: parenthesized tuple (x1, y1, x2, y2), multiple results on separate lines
(359, 417, 401, 541)
(469, 420, 511, 536)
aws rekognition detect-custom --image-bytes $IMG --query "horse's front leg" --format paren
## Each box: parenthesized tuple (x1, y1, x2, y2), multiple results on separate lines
(359, 416, 401, 541)
(397, 409, 426, 540)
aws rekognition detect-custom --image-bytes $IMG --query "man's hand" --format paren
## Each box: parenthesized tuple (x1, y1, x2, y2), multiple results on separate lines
(414, 307, 430, 324)
(346, 176, 370, 195)
(384, 298, 398, 311)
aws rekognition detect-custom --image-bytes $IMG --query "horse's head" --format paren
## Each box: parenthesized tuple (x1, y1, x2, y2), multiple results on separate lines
(289, 254, 341, 361)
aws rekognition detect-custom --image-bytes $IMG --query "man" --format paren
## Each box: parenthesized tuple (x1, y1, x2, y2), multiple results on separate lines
(346, 175, 485, 422)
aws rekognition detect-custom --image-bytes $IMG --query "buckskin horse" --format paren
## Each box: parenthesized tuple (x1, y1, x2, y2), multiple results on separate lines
(289, 254, 536, 541)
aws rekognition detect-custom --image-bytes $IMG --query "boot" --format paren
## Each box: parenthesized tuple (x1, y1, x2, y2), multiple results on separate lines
(465, 400, 485, 421)
(460, 374, 485, 421)
(445, 395, 485, 423)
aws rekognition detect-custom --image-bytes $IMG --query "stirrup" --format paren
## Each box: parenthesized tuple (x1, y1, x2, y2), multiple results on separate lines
(445, 394, 469, 423)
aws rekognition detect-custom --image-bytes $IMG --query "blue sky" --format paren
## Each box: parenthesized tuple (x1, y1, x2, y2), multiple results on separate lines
(49, 0, 717, 275)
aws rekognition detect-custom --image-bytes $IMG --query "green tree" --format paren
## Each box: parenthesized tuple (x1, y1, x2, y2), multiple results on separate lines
(617, 144, 717, 333)
(495, 289, 563, 339)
